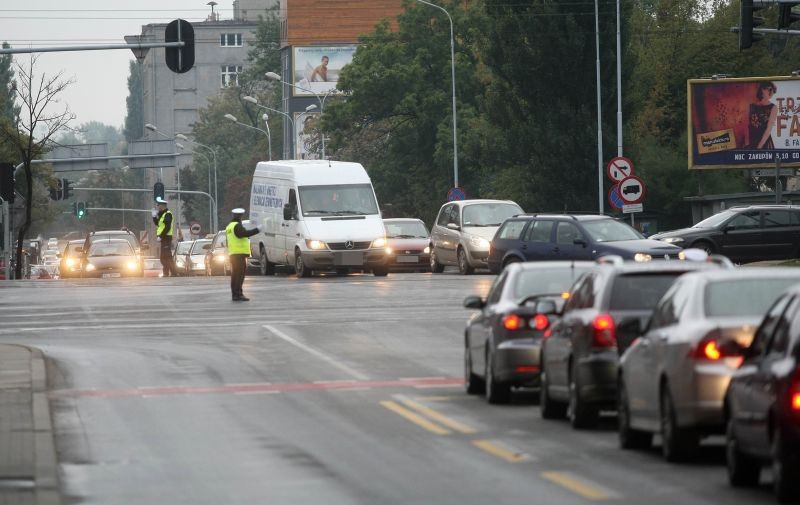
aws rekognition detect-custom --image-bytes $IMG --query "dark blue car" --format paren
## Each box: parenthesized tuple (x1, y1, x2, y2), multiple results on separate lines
(487, 214, 681, 274)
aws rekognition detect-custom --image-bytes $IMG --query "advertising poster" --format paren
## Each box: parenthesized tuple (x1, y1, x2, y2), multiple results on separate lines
(689, 76, 800, 169)
(292, 46, 356, 96)
(294, 112, 321, 160)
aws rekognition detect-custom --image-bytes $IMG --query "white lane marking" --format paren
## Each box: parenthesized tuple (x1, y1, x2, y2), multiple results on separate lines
(262, 324, 370, 381)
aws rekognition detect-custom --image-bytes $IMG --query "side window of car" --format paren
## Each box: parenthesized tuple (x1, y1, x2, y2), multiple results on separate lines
(436, 205, 451, 227)
(486, 271, 508, 305)
(563, 277, 585, 312)
(450, 206, 461, 227)
(764, 210, 792, 228)
(497, 220, 527, 240)
(556, 223, 582, 245)
(727, 211, 760, 230)
(751, 294, 794, 356)
(524, 220, 554, 243)
(566, 274, 594, 310)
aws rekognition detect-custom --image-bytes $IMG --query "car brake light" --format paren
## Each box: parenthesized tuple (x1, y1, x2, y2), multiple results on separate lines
(792, 368, 800, 411)
(592, 314, 617, 348)
(531, 314, 549, 331)
(691, 331, 744, 367)
(702, 341, 722, 360)
(503, 314, 523, 331)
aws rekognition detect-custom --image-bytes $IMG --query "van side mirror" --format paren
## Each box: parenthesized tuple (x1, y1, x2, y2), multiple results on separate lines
(283, 203, 295, 221)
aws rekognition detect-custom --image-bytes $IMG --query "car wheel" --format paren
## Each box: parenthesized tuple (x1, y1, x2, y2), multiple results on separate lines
(372, 266, 389, 277)
(430, 249, 445, 273)
(726, 415, 760, 487)
(660, 383, 698, 462)
(568, 361, 598, 429)
(457, 248, 475, 275)
(503, 257, 521, 269)
(618, 378, 652, 449)
(464, 344, 485, 395)
(260, 248, 275, 276)
(540, 369, 567, 419)
(691, 240, 715, 255)
(772, 428, 800, 502)
(295, 250, 311, 278)
(485, 347, 511, 404)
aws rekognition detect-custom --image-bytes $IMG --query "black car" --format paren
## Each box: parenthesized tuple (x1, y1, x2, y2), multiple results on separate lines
(463, 261, 595, 404)
(488, 214, 681, 273)
(540, 259, 722, 428)
(725, 286, 800, 502)
(205, 231, 230, 276)
(651, 205, 800, 263)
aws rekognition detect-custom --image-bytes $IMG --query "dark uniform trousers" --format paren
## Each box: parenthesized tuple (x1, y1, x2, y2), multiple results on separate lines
(230, 254, 247, 298)
(160, 237, 178, 277)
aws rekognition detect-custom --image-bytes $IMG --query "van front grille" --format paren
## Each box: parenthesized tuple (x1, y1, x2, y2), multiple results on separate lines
(328, 241, 371, 250)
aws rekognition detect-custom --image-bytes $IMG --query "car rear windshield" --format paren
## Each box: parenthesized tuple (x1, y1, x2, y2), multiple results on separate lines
(462, 203, 522, 227)
(514, 266, 593, 299)
(705, 278, 800, 317)
(582, 219, 644, 242)
(609, 273, 684, 310)
(385, 221, 428, 238)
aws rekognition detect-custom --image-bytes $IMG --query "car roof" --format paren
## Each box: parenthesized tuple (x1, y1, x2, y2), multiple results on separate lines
(507, 213, 612, 222)
(509, 261, 596, 272)
(726, 204, 800, 211)
(679, 266, 800, 281)
(91, 238, 132, 244)
(383, 218, 424, 222)
(90, 230, 135, 235)
(596, 260, 719, 274)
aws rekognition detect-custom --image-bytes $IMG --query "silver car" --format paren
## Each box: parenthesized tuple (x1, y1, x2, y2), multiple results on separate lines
(430, 199, 523, 274)
(618, 268, 800, 462)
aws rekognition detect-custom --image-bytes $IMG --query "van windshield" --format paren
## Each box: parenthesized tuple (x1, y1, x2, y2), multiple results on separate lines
(299, 184, 379, 216)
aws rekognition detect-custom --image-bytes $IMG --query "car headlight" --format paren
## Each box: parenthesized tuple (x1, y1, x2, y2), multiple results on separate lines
(469, 236, 490, 248)
(424, 246, 430, 254)
(65, 258, 75, 267)
(371, 237, 387, 248)
(305, 239, 328, 250)
(126, 261, 138, 270)
(85, 263, 96, 272)
(215, 255, 226, 263)
(660, 237, 684, 244)
(634, 253, 652, 262)
(385, 247, 393, 254)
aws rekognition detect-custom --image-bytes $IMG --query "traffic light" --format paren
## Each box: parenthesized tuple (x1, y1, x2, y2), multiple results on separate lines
(71, 201, 78, 216)
(779, 2, 800, 29)
(740, 0, 767, 50)
(165, 19, 194, 73)
(0, 162, 14, 203)
(61, 178, 72, 200)
(76, 202, 86, 219)
(154, 181, 165, 201)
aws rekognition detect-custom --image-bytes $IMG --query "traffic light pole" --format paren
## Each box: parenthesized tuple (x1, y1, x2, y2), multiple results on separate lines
(1, 197, 9, 281)
(0, 42, 184, 55)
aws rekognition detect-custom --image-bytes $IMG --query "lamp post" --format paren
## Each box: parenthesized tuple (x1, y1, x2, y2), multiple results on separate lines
(265, 71, 334, 159)
(145, 123, 183, 237)
(414, 0, 458, 189)
(242, 95, 295, 159)
(176, 142, 213, 234)
(296, 104, 319, 160)
(176, 133, 218, 230)
(224, 114, 272, 161)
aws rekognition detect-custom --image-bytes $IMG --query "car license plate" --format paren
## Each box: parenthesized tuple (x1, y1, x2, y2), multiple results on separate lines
(334, 251, 363, 266)
(396, 255, 419, 263)
(102, 273, 121, 278)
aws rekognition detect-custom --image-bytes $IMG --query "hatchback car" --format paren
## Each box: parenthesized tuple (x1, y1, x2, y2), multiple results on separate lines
(618, 268, 800, 462)
(540, 260, 721, 428)
(57, 239, 85, 279)
(184, 239, 211, 276)
(431, 199, 524, 274)
(205, 231, 230, 276)
(384, 218, 431, 272)
(173, 241, 193, 275)
(463, 261, 595, 403)
(489, 214, 682, 273)
(82, 239, 142, 278)
(651, 205, 800, 263)
(725, 286, 800, 502)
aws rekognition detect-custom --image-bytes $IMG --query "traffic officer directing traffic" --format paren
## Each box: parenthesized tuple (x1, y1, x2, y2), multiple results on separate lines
(227, 208, 260, 301)
(152, 197, 178, 277)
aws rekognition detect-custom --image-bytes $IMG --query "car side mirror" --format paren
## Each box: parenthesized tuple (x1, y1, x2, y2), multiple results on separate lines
(463, 295, 486, 309)
(283, 204, 296, 221)
(573, 238, 587, 247)
(447, 223, 460, 231)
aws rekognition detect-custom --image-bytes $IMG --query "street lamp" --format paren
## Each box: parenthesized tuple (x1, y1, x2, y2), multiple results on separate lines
(145, 123, 183, 236)
(225, 114, 272, 161)
(265, 71, 334, 158)
(175, 133, 218, 230)
(414, 0, 459, 189)
(243, 95, 295, 159)
(295, 104, 319, 160)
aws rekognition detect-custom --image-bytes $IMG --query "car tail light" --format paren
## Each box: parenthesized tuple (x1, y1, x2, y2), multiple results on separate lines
(516, 365, 540, 373)
(691, 330, 744, 367)
(791, 368, 800, 412)
(503, 314, 523, 331)
(592, 314, 617, 348)
(531, 314, 549, 331)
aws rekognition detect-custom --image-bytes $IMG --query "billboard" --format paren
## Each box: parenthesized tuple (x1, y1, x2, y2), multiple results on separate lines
(689, 76, 800, 169)
(294, 112, 321, 160)
(292, 45, 356, 96)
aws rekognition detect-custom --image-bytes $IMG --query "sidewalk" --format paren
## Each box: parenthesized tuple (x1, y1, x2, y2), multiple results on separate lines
(0, 345, 60, 505)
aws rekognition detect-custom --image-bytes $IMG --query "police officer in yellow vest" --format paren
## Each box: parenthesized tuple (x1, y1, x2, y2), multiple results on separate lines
(152, 197, 178, 277)
(227, 208, 260, 301)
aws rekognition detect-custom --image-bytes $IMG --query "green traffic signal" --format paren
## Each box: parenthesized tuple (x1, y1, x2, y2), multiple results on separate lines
(76, 201, 86, 219)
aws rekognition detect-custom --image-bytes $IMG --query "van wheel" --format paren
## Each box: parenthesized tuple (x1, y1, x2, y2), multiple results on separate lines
(430, 249, 445, 273)
(458, 248, 474, 275)
(260, 247, 275, 276)
(295, 251, 311, 278)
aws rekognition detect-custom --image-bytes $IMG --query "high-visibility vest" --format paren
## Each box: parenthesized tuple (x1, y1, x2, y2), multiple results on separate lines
(226, 222, 250, 256)
(157, 210, 173, 237)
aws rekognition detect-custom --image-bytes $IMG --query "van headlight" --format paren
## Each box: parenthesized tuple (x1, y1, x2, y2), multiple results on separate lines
(634, 253, 652, 262)
(371, 237, 387, 248)
(469, 236, 490, 249)
(305, 239, 328, 250)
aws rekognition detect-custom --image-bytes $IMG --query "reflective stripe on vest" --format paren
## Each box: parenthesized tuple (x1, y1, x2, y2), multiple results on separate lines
(157, 210, 173, 237)
(226, 222, 250, 255)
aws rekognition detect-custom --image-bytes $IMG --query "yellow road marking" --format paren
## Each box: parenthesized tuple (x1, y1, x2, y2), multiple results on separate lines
(380, 401, 451, 435)
(541, 472, 613, 501)
(471, 440, 527, 463)
(400, 398, 477, 434)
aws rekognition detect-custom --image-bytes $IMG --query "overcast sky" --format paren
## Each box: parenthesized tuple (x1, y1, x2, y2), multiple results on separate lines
(3, 1, 233, 129)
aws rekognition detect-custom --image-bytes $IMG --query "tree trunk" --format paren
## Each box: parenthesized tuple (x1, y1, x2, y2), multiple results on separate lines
(13, 163, 31, 279)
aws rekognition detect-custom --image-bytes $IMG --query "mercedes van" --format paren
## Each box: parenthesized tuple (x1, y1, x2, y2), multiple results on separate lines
(248, 160, 389, 277)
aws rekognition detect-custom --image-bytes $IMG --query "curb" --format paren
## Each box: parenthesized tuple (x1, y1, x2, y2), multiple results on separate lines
(25, 347, 61, 505)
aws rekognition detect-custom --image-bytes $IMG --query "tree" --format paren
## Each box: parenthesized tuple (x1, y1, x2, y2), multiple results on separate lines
(0, 43, 21, 163)
(124, 60, 143, 142)
(0, 55, 74, 278)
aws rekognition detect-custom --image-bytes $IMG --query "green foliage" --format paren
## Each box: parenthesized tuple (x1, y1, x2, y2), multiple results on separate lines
(124, 60, 144, 142)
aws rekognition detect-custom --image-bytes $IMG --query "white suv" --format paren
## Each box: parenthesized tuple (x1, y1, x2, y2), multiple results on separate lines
(430, 199, 523, 274)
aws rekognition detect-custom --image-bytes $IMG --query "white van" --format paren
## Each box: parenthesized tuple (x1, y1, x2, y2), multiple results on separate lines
(248, 160, 389, 277)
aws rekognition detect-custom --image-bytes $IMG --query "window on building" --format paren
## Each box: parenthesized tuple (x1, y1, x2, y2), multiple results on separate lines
(221, 65, 243, 87)
(220, 33, 243, 47)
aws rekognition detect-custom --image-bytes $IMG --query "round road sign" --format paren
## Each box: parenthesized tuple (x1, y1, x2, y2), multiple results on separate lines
(608, 185, 624, 210)
(618, 175, 646, 204)
(190, 221, 202, 235)
(607, 156, 634, 182)
(447, 187, 466, 201)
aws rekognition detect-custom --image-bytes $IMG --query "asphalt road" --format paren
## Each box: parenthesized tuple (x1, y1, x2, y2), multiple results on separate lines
(0, 271, 781, 505)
